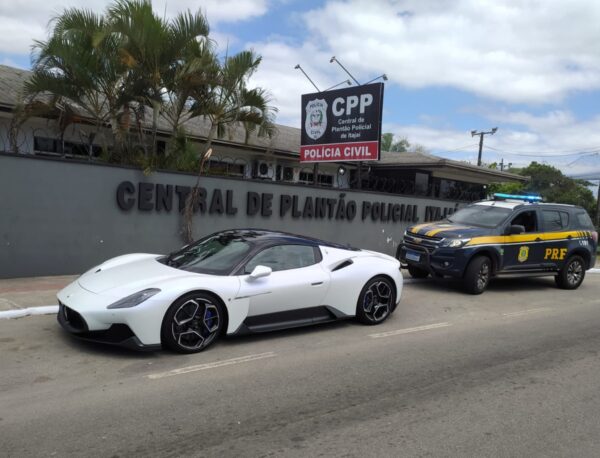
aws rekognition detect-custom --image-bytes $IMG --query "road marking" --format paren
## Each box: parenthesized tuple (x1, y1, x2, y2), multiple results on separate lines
(369, 322, 451, 339)
(502, 307, 551, 318)
(147, 352, 277, 379)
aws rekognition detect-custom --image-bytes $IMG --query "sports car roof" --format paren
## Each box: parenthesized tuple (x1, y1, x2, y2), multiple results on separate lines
(212, 229, 359, 251)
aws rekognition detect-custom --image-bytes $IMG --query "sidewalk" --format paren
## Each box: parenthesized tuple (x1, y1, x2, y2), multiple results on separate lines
(0, 275, 77, 311)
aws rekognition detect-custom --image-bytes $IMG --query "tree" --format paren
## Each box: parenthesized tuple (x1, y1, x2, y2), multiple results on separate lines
(380, 132, 424, 153)
(181, 49, 278, 243)
(25, 8, 130, 155)
(107, 0, 212, 154)
(488, 162, 596, 220)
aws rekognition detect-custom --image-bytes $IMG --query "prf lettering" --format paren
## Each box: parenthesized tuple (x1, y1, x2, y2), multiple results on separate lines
(544, 248, 567, 260)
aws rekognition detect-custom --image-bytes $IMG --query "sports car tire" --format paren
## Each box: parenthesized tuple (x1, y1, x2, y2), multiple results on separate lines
(356, 276, 395, 325)
(408, 265, 429, 278)
(161, 292, 225, 353)
(463, 255, 491, 295)
(555, 255, 586, 290)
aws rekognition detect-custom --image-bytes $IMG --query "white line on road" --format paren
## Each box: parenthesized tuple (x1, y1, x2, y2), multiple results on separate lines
(147, 352, 277, 380)
(369, 322, 451, 339)
(0, 305, 59, 319)
(502, 307, 552, 318)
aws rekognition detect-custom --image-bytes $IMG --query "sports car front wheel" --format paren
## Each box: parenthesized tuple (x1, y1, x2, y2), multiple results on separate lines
(161, 292, 225, 353)
(356, 276, 395, 325)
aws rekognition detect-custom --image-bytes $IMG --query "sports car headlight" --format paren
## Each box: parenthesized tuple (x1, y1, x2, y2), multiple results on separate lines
(441, 238, 471, 248)
(107, 288, 161, 309)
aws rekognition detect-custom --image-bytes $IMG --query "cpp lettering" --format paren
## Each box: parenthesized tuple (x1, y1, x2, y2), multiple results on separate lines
(332, 94, 373, 116)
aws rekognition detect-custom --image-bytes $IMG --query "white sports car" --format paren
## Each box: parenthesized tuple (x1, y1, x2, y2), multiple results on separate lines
(57, 229, 403, 353)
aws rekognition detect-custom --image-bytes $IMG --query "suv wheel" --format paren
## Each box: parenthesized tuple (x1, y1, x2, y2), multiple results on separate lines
(407, 265, 429, 279)
(555, 255, 586, 290)
(464, 255, 491, 295)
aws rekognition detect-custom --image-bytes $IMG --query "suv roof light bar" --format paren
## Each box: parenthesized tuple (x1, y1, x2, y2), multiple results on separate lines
(493, 193, 542, 202)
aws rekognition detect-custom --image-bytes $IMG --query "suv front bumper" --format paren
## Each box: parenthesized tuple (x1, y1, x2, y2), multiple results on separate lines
(398, 243, 465, 277)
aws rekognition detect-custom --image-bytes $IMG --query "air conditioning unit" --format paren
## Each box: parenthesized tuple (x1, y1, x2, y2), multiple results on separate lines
(257, 161, 272, 179)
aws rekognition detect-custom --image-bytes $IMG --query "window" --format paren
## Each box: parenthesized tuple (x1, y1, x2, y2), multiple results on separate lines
(542, 210, 569, 230)
(415, 173, 429, 195)
(165, 235, 252, 274)
(575, 211, 595, 230)
(448, 205, 512, 228)
(318, 174, 333, 187)
(510, 210, 538, 233)
(244, 245, 318, 273)
(298, 171, 313, 184)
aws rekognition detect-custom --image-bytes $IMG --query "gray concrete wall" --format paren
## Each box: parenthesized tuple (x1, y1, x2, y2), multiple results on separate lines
(0, 153, 461, 278)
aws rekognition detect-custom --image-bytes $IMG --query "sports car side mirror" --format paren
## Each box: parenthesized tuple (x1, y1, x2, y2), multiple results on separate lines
(248, 265, 272, 280)
(506, 224, 525, 235)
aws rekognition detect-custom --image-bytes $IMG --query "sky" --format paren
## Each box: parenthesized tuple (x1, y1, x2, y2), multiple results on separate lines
(1, 0, 600, 179)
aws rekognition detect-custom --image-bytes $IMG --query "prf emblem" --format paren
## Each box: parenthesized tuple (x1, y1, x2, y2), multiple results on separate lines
(518, 246, 529, 263)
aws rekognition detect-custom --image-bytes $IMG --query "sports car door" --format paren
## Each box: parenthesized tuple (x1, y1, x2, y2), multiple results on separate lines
(237, 244, 330, 318)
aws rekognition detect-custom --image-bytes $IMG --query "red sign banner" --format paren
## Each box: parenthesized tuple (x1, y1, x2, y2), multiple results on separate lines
(300, 141, 379, 163)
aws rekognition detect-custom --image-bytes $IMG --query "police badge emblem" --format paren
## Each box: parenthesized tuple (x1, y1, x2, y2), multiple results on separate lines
(304, 98, 328, 140)
(517, 246, 529, 263)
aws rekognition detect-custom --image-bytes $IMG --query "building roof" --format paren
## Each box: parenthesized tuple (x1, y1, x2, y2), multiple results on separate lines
(0, 64, 525, 183)
(377, 150, 528, 183)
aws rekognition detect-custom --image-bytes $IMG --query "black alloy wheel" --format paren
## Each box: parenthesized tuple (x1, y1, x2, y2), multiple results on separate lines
(464, 255, 492, 295)
(555, 255, 586, 290)
(356, 276, 395, 325)
(161, 293, 224, 353)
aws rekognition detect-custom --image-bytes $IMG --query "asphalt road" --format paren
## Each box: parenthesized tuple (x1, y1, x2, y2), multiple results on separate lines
(2, 274, 600, 457)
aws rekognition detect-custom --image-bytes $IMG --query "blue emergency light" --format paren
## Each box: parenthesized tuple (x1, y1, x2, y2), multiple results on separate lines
(493, 193, 542, 202)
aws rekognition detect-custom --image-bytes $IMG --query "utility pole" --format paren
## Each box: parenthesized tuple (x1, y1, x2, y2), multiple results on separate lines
(596, 180, 600, 227)
(471, 127, 498, 166)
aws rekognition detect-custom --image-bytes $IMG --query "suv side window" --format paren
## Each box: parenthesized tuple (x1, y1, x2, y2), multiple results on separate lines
(542, 210, 569, 231)
(244, 244, 318, 273)
(575, 211, 595, 230)
(509, 210, 538, 233)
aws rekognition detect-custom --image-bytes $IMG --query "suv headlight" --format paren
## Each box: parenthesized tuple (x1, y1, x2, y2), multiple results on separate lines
(440, 238, 471, 248)
(107, 288, 161, 309)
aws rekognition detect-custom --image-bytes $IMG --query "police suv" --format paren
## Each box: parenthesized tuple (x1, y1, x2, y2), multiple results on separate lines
(398, 194, 597, 294)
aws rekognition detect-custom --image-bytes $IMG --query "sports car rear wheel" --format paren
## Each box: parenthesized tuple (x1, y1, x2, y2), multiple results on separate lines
(356, 276, 395, 325)
(161, 293, 224, 353)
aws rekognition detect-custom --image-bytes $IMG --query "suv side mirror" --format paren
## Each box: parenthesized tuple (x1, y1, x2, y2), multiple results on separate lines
(248, 265, 272, 280)
(507, 224, 525, 235)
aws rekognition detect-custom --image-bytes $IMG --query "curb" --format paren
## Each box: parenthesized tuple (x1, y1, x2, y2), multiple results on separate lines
(0, 270, 598, 320)
(0, 305, 59, 320)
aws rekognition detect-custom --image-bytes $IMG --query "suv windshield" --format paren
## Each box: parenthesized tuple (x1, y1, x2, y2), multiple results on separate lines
(448, 205, 513, 228)
(163, 234, 252, 274)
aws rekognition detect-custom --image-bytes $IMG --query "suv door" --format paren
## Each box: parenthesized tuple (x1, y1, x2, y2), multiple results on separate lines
(539, 208, 571, 269)
(502, 209, 545, 270)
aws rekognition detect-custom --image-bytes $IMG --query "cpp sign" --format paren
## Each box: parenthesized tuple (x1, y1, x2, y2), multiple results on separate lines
(332, 94, 373, 116)
(300, 82, 384, 163)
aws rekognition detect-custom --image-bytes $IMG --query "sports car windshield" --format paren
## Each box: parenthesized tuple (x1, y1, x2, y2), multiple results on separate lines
(447, 205, 512, 228)
(164, 234, 252, 274)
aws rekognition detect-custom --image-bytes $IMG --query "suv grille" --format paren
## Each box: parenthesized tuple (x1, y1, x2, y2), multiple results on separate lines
(404, 232, 442, 253)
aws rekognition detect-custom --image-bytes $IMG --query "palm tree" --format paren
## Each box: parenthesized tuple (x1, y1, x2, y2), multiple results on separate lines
(107, 0, 212, 154)
(181, 49, 278, 243)
(25, 8, 131, 156)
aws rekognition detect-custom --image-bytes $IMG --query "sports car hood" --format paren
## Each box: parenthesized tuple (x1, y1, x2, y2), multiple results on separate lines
(78, 254, 190, 294)
(406, 222, 490, 239)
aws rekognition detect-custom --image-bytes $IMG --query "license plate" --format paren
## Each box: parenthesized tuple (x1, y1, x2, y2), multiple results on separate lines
(406, 251, 421, 262)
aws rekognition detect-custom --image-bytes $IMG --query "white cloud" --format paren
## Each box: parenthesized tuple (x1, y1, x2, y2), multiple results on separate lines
(0, 0, 269, 55)
(385, 110, 600, 177)
(301, 0, 600, 104)
(248, 0, 600, 125)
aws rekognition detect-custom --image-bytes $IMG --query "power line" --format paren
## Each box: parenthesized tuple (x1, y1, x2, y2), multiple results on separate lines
(484, 145, 600, 157)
